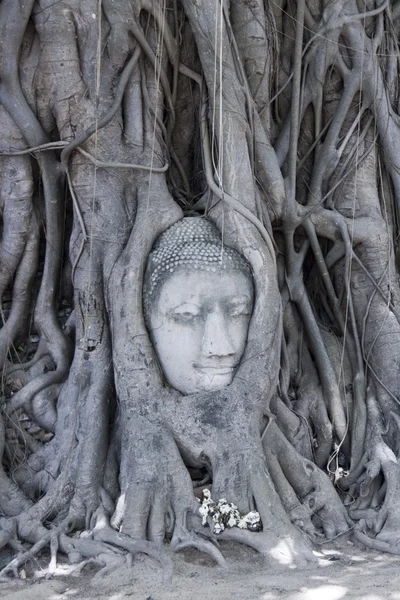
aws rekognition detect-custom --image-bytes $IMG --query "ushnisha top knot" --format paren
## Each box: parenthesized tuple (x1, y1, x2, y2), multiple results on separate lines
(143, 217, 252, 317)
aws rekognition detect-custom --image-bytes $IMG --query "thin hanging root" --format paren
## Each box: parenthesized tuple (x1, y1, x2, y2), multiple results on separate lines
(75, 147, 169, 172)
(0, 141, 67, 155)
(170, 528, 226, 568)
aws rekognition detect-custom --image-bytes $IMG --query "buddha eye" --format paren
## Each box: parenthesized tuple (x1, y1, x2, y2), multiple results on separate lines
(226, 302, 252, 318)
(171, 304, 202, 323)
(173, 312, 197, 322)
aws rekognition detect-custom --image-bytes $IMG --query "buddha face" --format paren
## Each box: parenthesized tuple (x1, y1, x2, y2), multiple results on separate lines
(147, 269, 254, 395)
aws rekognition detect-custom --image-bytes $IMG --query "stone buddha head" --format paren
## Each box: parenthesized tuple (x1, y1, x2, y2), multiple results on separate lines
(143, 217, 254, 395)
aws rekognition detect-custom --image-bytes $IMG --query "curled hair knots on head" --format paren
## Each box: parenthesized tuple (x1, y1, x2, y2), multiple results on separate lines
(143, 217, 252, 320)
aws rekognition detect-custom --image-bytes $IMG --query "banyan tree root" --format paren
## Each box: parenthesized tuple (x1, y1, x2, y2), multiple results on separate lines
(263, 422, 352, 541)
(0, 508, 174, 582)
(3, 0, 400, 581)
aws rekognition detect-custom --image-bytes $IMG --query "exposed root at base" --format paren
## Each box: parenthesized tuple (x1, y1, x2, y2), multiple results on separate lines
(354, 530, 400, 555)
(0, 520, 68, 579)
(0, 507, 174, 583)
(171, 527, 226, 568)
(217, 528, 316, 568)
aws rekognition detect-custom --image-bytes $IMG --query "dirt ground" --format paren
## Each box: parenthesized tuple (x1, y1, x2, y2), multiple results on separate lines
(1, 540, 400, 600)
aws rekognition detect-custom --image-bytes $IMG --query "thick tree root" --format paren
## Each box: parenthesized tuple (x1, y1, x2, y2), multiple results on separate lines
(171, 526, 226, 568)
(217, 528, 315, 568)
(91, 509, 173, 582)
(263, 422, 351, 539)
(0, 525, 60, 579)
(0, 519, 19, 558)
(70, 554, 130, 579)
(0, 508, 174, 582)
(354, 530, 400, 555)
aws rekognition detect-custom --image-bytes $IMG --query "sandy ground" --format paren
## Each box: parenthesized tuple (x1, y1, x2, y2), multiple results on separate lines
(1, 541, 400, 600)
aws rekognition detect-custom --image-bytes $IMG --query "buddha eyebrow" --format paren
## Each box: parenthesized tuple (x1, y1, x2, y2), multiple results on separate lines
(226, 296, 252, 305)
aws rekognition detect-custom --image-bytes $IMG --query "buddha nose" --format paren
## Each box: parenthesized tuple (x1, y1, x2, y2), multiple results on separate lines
(201, 309, 235, 358)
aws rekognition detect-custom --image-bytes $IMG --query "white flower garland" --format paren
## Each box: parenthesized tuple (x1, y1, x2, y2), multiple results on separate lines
(198, 489, 262, 534)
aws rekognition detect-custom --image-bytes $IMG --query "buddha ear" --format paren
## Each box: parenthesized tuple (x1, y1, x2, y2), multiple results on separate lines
(145, 307, 163, 331)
